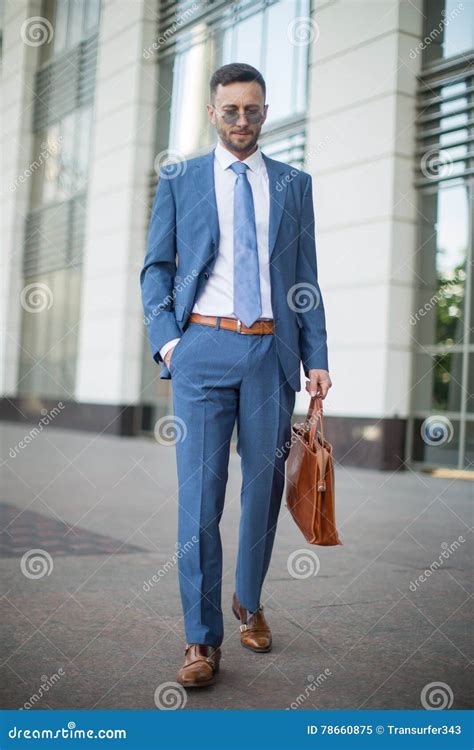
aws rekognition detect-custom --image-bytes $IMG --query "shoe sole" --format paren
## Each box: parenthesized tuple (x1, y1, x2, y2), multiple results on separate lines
(178, 678, 216, 688)
(232, 605, 272, 653)
(177, 661, 220, 689)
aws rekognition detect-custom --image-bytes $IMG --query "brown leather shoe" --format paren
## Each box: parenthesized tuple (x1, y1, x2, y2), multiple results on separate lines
(232, 592, 272, 653)
(176, 644, 221, 688)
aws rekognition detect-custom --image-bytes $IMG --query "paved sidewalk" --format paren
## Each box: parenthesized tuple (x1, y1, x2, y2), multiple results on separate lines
(0, 422, 472, 710)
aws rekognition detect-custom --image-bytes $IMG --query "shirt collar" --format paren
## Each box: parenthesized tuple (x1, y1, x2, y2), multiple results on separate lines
(214, 141, 264, 173)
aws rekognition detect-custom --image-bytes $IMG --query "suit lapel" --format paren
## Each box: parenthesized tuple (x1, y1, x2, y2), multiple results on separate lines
(262, 152, 288, 260)
(192, 150, 220, 249)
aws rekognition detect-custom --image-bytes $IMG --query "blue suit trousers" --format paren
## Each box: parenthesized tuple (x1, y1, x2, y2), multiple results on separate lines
(169, 319, 296, 646)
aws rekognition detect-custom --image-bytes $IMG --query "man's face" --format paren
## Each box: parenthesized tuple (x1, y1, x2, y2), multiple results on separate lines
(207, 80, 268, 154)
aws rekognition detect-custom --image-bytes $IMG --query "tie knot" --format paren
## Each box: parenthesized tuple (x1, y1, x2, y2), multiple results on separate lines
(230, 160, 248, 176)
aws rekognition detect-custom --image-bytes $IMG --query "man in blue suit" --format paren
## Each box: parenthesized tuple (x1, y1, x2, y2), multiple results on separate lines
(140, 63, 331, 688)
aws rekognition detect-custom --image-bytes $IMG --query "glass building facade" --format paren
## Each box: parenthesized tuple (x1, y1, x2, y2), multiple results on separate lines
(409, 0, 474, 469)
(17, 0, 101, 398)
(2, 0, 472, 472)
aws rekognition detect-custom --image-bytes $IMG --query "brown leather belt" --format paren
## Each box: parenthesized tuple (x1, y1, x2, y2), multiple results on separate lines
(188, 313, 274, 335)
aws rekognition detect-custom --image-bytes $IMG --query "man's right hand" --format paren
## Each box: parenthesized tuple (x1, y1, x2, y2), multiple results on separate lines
(164, 347, 177, 369)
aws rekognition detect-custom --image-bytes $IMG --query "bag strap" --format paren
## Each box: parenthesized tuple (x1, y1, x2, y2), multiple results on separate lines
(307, 395, 324, 449)
(307, 396, 329, 492)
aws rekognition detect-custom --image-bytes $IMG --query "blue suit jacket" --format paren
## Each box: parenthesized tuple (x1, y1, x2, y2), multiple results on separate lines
(140, 148, 328, 393)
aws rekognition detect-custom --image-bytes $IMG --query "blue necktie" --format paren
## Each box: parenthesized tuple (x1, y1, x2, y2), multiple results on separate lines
(230, 161, 262, 327)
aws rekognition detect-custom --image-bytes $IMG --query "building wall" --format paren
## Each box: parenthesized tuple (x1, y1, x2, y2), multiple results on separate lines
(1, 0, 471, 470)
(75, 0, 158, 407)
(299, 0, 423, 420)
(0, 0, 42, 399)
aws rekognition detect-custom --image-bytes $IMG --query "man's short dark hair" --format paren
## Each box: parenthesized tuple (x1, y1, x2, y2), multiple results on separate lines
(210, 63, 266, 102)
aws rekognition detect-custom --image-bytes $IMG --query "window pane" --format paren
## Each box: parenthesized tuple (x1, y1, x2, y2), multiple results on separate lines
(53, 0, 69, 55)
(412, 352, 463, 413)
(169, 30, 209, 154)
(83, 0, 101, 33)
(75, 107, 93, 191)
(233, 11, 263, 71)
(465, 422, 474, 469)
(423, 0, 474, 64)
(264, 1, 297, 123)
(68, 0, 85, 47)
(415, 185, 468, 348)
(411, 417, 460, 468)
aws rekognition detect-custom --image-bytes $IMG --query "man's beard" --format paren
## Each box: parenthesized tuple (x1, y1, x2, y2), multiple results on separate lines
(217, 123, 260, 153)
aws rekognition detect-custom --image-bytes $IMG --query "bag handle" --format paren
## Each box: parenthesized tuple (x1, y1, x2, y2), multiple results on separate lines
(307, 395, 329, 492)
(306, 395, 325, 450)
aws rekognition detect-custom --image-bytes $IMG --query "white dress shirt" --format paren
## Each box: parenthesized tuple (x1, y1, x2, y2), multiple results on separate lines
(159, 141, 273, 362)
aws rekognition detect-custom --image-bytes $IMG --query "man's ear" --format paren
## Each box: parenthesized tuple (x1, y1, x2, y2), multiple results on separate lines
(207, 103, 216, 124)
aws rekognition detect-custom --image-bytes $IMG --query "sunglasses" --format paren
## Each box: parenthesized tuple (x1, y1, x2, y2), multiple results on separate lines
(213, 107, 265, 125)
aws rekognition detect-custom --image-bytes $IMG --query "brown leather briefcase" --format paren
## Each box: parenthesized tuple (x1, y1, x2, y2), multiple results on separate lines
(286, 396, 342, 546)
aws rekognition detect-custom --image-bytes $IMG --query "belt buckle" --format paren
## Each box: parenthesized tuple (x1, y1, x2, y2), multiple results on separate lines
(236, 318, 242, 333)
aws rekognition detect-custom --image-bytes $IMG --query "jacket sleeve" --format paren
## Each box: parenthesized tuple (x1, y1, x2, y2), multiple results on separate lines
(140, 170, 182, 364)
(296, 174, 329, 374)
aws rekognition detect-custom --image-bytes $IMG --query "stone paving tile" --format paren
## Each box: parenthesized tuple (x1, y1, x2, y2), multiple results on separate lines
(0, 423, 472, 710)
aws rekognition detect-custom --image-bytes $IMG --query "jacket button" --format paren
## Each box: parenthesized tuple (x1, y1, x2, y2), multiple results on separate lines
(204, 272, 209, 279)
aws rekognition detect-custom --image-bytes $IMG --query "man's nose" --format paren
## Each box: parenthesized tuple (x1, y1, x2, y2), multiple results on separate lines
(235, 112, 249, 125)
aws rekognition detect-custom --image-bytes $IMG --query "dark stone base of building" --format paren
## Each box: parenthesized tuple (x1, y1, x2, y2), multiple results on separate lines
(0, 398, 407, 471)
(321, 415, 407, 471)
(0, 397, 138, 437)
